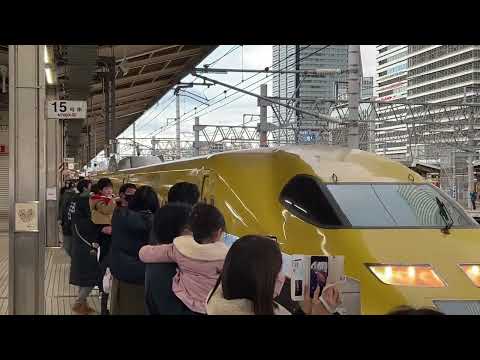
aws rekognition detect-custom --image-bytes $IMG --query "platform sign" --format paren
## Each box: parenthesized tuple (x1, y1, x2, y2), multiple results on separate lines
(0, 144, 7, 155)
(46, 187, 57, 201)
(64, 157, 74, 163)
(47, 100, 87, 119)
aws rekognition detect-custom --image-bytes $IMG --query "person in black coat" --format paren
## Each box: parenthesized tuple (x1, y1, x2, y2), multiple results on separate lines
(144, 181, 200, 315)
(68, 179, 102, 315)
(59, 185, 78, 257)
(144, 202, 195, 315)
(109, 186, 159, 315)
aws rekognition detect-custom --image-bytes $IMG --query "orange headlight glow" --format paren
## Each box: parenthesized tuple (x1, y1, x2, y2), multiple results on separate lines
(459, 264, 480, 287)
(368, 265, 446, 287)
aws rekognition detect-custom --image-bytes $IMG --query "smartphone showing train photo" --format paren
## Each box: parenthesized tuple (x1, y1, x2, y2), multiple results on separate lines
(309, 256, 329, 298)
(291, 255, 345, 301)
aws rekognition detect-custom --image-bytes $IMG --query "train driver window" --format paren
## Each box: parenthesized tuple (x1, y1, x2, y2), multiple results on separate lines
(279, 175, 344, 227)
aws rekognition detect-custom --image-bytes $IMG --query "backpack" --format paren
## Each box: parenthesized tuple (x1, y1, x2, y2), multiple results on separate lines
(62, 195, 77, 236)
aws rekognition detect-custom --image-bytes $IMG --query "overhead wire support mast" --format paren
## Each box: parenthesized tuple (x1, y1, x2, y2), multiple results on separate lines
(192, 73, 342, 124)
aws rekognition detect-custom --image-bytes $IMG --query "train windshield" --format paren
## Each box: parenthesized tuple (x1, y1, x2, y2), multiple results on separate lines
(326, 183, 477, 228)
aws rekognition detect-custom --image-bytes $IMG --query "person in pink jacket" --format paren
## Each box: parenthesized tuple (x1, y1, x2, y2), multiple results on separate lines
(139, 203, 228, 314)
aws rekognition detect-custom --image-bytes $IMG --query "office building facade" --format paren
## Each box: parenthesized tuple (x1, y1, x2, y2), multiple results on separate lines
(374, 45, 480, 160)
(375, 45, 409, 159)
(272, 45, 348, 143)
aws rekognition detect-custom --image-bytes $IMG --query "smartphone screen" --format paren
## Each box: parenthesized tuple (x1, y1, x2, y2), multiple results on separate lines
(309, 256, 328, 298)
(290, 255, 305, 301)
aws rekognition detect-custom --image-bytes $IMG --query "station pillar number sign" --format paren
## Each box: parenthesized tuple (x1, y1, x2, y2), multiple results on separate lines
(64, 157, 75, 170)
(47, 100, 87, 119)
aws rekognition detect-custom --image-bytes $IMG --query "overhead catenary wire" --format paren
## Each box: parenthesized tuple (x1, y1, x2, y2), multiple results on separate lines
(204, 45, 241, 68)
(134, 94, 176, 132)
(146, 45, 332, 138)
(138, 45, 315, 138)
(164, 45, 315, 125)
(181, 45, 328, 121)
(147, 72, 278, 137)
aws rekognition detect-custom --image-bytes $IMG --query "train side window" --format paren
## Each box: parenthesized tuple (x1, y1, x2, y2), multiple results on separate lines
(279, 175, 344, 227)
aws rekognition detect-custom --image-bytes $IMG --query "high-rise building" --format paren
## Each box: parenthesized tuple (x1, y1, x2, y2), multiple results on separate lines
(376, 45, 408, 101)
(272, 45, 348, 143)
(407, 45, 480, 103)
(336, 76, 374, 100)
(361, 76, 374, 99)
(374, 45, 480, 160)
(374, 45, 409, 159)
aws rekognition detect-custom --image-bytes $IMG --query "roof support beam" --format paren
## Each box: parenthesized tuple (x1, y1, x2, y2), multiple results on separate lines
(120, 47, 202, 71)
(89, 98, 152, 116)
(97, 45, 180, 60)
(90, 93, 156, 112)
(89, 80, 170, 104)
(90, 65, 184, 92)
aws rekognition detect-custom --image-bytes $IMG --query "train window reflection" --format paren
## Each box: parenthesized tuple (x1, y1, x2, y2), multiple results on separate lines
(327, 184, 477, 228)
(280, 175, 343, 227)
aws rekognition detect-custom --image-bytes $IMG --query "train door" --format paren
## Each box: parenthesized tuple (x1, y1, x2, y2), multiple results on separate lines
(201, 171, 216, 206)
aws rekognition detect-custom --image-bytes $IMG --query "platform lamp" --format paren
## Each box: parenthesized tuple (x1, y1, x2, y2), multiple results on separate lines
(44, 45, 57, 86)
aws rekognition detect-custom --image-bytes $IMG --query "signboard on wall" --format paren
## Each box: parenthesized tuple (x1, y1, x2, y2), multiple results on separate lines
(14, 202, 39, 232)
(47, 100, 87, 119)
(0, 129, 8, 155)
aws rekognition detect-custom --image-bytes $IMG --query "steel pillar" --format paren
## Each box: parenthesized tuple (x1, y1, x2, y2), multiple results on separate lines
(259, 84, 268, 147)
(103, 58, 116, 158)
(8, 45, 46, 314)
(132, 121, 136, 156)
(45, 86, 59, 247)
(176, 92, 181, 159)
(347, 45, 361, 149)
(194, 117, 200, 156)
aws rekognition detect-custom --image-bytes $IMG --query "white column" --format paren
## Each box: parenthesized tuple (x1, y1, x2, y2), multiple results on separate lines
(8, 45, 46, 314)
(347, 45, 361, 149)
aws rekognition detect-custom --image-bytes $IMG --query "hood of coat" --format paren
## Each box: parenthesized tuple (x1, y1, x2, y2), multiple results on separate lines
(90, 194, 113, 205)
(173, 235, 228, 261)
(206, 285, 290, 315)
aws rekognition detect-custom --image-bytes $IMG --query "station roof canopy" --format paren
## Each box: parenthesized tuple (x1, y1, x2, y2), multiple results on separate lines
(56, 45, 217, 160)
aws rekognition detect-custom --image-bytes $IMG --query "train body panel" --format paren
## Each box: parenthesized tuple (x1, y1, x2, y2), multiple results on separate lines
(94, 144, 480, 314)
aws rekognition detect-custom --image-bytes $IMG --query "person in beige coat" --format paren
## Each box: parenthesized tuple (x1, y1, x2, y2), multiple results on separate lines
(89, 178, 118, 315)
(206, 235, 341, 315)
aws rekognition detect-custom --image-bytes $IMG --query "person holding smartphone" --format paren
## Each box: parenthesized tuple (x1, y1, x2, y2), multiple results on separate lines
(206, 235, 341, 315)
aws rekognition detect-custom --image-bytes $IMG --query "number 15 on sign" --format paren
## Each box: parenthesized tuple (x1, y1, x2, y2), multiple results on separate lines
(47, 100, 87, 119)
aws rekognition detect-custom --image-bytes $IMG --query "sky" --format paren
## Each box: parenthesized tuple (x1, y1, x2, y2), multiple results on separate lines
(108, 45, 376, 160)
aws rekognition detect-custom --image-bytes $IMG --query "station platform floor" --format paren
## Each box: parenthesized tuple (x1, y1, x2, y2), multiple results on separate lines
(0, 232, 101, 315)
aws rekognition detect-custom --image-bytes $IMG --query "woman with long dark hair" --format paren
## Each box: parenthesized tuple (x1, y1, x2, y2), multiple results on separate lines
(206, 235, 341, 315)
(139, 203, 228, 315)
(109, 185, 159, 314)
(145, 202, 193, 314)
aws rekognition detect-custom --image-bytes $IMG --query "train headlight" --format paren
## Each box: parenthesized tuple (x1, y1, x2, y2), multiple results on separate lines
(459, 264, 480, 287)
(367, 264, 446, 287)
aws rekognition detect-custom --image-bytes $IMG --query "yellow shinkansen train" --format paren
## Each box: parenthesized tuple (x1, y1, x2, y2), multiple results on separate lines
(96, 144, 480, 315)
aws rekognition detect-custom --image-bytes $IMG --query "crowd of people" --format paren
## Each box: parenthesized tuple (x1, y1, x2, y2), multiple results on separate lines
(58, 178, 444, 316)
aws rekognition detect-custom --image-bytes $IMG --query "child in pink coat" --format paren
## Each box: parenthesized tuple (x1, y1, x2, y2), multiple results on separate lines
(139, 203, 228, 314)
